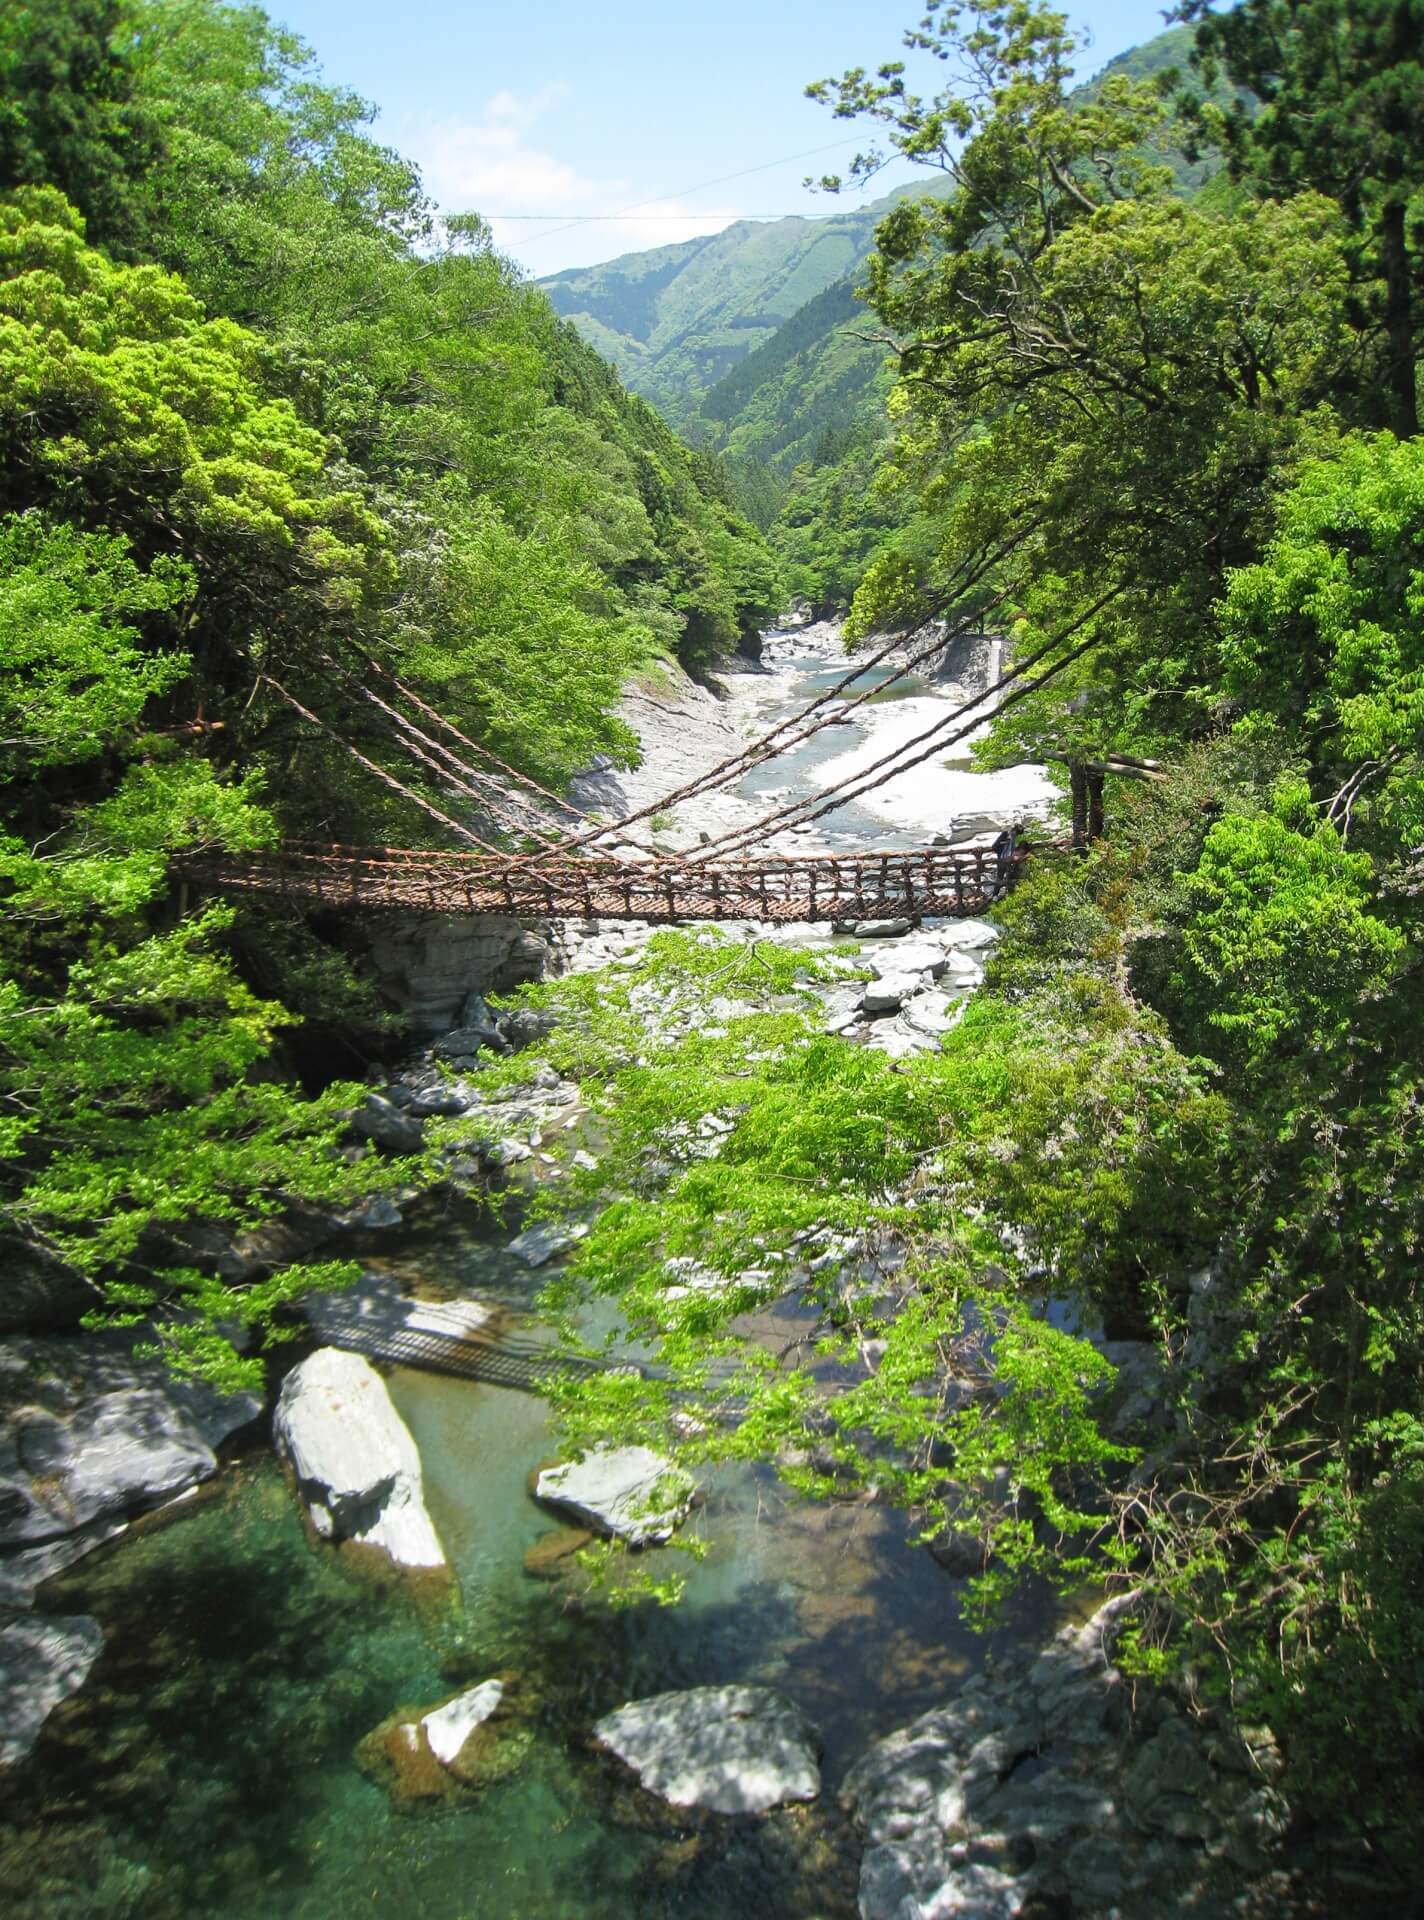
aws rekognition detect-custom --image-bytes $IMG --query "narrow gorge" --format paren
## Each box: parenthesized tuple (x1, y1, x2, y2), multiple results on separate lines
(4, 0, 1422, 1912)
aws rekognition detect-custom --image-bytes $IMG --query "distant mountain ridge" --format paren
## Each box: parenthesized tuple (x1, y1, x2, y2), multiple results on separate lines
(538, 177, 950, 424)
(541, 25, 1237, 613)
(538, 26, 1224, 458)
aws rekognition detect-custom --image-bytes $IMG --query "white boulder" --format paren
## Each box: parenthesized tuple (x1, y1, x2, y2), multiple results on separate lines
(594, 1684, 821, 1814)
(940, 951, 985, 987)
(422, 1679, 505, 1765)
(873, 942, 946, 978)
(273, 1349, 446, 1571)
(900, 992, 962, 1038)
(535, 1446, 693, 1546)
(935, 918, 999, 951)
(861, 972, 922, 1014)
(865, 1026, 936, 1060)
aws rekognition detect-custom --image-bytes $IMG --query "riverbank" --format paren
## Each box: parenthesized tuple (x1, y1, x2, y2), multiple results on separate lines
(574, 619, 1058, 859)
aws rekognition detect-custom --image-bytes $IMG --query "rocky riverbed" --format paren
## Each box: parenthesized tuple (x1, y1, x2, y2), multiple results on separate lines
(0, 624, 1332, 1918)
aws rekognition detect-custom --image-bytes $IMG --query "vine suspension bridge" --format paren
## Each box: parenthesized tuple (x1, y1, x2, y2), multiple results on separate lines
(189, 603, 1086, 922)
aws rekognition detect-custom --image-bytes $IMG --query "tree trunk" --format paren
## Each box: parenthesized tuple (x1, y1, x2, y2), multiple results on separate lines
(1087, 769, 1105, 844)
(1070, 761, 1089, 850)
(1381, 198, 1418, 439)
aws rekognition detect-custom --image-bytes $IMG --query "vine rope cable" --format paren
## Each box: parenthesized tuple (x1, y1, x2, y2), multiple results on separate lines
(324, 665, 573, 846)
(503, 554, 1027, 863)
(258, 674, 502, 853)
(685, 587, 1125, 861)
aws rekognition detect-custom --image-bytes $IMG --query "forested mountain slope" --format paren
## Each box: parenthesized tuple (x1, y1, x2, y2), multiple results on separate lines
(544, 26, 1235, 607)
(539, 179, 952, 423)
(543, 28, 1219, 437)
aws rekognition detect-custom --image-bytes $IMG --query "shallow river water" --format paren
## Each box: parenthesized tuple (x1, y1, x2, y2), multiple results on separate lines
(6, 640, 1056, 1919)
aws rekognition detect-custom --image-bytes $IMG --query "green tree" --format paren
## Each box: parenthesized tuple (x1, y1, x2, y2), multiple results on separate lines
(0, 0, 158, 254)
(0, 517, 403, 1388)
(1182, 0, 1424, 436)
(1217, 429, 1424, 855)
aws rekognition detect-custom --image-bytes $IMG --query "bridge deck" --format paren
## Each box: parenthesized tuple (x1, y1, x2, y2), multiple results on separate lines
(188, 843, 1024, 923)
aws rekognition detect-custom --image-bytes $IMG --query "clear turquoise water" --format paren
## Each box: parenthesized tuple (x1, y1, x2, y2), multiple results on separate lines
(7, 1213, 1048, 1920)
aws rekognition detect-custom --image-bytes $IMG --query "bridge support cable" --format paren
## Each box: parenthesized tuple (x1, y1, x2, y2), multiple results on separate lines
(494, 537, 1031, 864)
(257, 674, 504, 854)
(517, 598, 1004, 863)
(325, 666, 575, 850)
(685, 588, 1126, 863)
(350, 653, 607, 834)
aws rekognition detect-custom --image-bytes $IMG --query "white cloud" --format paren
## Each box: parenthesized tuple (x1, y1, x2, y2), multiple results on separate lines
(397, 87, 742, 274)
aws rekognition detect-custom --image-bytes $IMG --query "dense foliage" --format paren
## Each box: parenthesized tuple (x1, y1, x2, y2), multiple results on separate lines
(481, 0, 1424, 1874)
(0, 0, 780, 1382)
(4, 0, 1422, 1880)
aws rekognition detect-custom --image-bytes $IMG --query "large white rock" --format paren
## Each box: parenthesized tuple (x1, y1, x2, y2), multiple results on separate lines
(900, 991, 961, 1038)
(535, 1446, 692, 1546)
(872, 942, 947, 979)
(0, 1611, 103, 1769)
(595, 1684, 821, 1814)
(422, 1679, 505, 1765)
(934, 918, 999, 951)
(861, 972, 923, 1014)
(865, 1025, 937, 1061)
(940, 951, 985, 989)
(273, 1349, 446, 1570)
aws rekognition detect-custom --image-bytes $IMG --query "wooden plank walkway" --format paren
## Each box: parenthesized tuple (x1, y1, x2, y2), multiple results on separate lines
(186, 843, 1025, 923)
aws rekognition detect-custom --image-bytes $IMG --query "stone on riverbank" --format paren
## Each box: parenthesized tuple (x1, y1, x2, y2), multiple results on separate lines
(0, 1335, 260, 1554)
(0, 1611, 103, 1769)
(594, 1684, 821, 1814)
(843, 1598, 1292, 1919)
(351, 1093, 424, 1155)
(870, 942, 946, 979)
(505, 1220, 588, 1268)
(861, 972, 921, 1014)
(932, 917, 999, 951)
(534, 1446, 693, 1546)
(851, 918, 914, 938)
(273, 1349, 446, 1572)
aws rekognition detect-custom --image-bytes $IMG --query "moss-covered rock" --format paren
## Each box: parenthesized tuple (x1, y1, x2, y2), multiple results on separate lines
(355, 1672, 533, 1809)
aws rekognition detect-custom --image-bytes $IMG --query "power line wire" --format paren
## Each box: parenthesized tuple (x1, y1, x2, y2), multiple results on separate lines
(507, 135, 881, 250)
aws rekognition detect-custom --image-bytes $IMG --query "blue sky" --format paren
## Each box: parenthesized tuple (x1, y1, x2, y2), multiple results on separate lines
(265, 0, 1179, 276)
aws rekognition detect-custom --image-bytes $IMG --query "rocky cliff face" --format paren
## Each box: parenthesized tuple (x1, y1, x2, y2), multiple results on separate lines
(361, 915, 556, 1037)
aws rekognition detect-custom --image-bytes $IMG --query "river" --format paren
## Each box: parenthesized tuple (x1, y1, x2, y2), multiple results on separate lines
(3, 627, 1062, 1919)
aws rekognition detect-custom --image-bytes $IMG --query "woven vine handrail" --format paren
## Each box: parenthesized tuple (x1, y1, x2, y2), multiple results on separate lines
(182, 842, 1027, 923)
